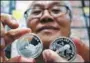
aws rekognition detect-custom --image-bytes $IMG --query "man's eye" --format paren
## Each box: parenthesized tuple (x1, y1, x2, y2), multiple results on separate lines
(32, 10, 42, 15)
(51, 9, 61, 14)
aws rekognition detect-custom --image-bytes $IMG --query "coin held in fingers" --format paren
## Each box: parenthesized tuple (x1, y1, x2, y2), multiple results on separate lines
(49, 37, 76, 61)
(16, 33, 43, 58)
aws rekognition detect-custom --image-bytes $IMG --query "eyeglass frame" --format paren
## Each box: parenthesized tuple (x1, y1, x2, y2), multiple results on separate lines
(24, 5, 72, 21)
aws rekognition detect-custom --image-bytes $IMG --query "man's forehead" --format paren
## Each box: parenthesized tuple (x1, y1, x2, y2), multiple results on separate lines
(30, 1, 65, 7)
(33, 1, 60, 4)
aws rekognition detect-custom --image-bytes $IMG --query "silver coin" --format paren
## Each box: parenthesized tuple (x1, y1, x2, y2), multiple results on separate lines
(16, 33, 43, 58)
(49, 37, 76, 61)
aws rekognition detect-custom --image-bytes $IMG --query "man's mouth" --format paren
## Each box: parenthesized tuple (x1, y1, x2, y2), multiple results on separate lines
(36, 26, 60, 33)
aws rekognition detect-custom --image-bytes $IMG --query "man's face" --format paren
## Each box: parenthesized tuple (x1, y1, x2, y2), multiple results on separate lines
(26, 1, 71, 47)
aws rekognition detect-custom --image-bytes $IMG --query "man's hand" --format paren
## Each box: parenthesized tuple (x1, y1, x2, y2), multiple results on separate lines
(0, 13, 31, 62)
(42, 49, 84, 63)
(72, 38, 90, 62)
(6, 56, 35, 62)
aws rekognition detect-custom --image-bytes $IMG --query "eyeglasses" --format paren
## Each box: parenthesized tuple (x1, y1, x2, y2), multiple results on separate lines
(24, 5, 70, 20)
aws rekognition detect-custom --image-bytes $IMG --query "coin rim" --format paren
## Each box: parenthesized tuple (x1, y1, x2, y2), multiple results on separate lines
(49, 36, 77, 61)
(16, 33, 43, 58)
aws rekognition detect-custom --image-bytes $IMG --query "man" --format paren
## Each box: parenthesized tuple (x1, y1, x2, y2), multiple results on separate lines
(0, 1, 89, 62)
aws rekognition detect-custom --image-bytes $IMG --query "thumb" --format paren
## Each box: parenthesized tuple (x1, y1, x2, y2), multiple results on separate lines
(6, 56, 36, 63)
(42, 49, 68, 62)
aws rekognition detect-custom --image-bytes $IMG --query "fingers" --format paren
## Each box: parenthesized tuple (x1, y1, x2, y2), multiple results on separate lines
(72, 38, 90, 62)
(0, 38, 5, 51)
(0, 23, 5, 37)
(0, 13, 19, 29)
(6, 56, 35, 62)
(0, 50, 7, 62)
(4, 28, 31, 46)
(74, 54, 84, 62)
(42, 49, 84, 62)
(42, 49, 68, 63)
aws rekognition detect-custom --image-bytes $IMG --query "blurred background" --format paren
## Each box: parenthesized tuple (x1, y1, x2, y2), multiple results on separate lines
(1, 1, 90, 58)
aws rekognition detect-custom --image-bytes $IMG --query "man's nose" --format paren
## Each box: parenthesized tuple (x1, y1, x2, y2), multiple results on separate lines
(40, 10, 54, 23)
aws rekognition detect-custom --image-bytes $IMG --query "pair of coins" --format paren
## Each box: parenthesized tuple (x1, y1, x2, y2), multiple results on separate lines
(16, 33, 76, 61)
